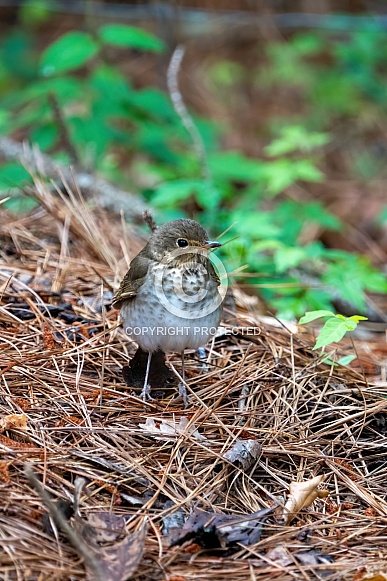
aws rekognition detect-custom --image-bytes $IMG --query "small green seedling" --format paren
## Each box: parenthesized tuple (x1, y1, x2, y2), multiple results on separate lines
(299, 310, 368, 352)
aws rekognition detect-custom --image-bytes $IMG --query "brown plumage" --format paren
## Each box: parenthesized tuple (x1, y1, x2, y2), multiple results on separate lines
(113, 218, 223, 405)
(112, 219, 221, 308)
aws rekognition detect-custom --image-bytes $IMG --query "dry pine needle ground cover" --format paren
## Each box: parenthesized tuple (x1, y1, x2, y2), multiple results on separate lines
(0, 174, 387, 581)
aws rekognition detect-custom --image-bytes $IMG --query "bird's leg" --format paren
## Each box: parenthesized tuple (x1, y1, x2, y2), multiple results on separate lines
(140, 351, 155, 402)
(195, 346, 207, 373)
(177, 350, 190, 408)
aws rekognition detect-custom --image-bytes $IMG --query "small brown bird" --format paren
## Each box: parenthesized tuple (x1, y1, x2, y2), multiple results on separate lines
(112, 218, 223, 405)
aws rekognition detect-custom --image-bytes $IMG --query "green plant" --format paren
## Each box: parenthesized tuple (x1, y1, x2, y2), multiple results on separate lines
(299, 310, 367, 365)
(0, 12, 386, 320)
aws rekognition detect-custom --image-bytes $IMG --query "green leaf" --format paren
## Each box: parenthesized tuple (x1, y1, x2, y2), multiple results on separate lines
(208, 152, 265, 183)
(0, 109, 10, 133)
(31, 77, 83, 104)
(90, 64, 132, 99)
(209, 61, 244, 87)
(98, 25, 165, 52)
(264, 159, 295, 194)
(337, 354, 356, 366)
(151, 179, 209, 208)
(195, 183, 222, 210)
(343, 319, 358, 331)
(265, 126, 330, 157)
(1, 30, 37, 81)
(39, 32, 99, 76)
(349, 315, 368, 323)
(19, 0, 52, 28)
(68, 115, 113, 162)
(323, 256, 387, 310)
(299, 310, 335, 324)
(271, 292, 310, 320)
(321, 355, 357, 367)
(127, 88, 175, 120)
(313, 317, 350, 350)
(234, 211, 281, 239)
(151, 180, 221, 211)
(376, 206, 387, 225)
(0, 163, 32, 190)
(251, 240, 282, 252)
(273, 200, 341, 244)
(274, 246, 306, 273)
(292, 33, 324, 56)
(4, 196, 38, 213)
(10, 102, 51, 132)
(294, 160, 324, 182)
(30, 123, 58, 151)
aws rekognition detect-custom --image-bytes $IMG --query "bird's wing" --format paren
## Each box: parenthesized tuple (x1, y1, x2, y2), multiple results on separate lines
(112, 252, 150, 309)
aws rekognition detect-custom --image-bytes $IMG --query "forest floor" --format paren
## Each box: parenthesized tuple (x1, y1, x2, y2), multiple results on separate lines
(0, 173, 387, 581)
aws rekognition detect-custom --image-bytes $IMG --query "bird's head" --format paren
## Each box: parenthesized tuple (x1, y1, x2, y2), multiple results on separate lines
(147, 219, 221, 265)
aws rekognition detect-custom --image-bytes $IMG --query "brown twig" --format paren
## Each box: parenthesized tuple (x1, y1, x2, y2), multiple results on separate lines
(47, 93, 80, 166)
(167, 45, 211, 182)
(24, 465, 104, 581)
(143, 210, 158, 232)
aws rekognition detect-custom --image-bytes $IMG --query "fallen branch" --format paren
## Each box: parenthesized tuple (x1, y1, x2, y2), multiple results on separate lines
(0, 136, 148, 221)
(24, 464, 105, 581)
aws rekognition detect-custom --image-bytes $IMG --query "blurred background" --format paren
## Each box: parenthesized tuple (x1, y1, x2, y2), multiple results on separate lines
(1, 0, 387, 321)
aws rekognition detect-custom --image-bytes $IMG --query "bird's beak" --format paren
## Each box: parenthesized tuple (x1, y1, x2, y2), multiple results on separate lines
(202, 240, 222, 249)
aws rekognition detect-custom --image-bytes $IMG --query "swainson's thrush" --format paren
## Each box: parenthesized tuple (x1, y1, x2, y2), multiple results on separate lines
(113, 218, 224, 405)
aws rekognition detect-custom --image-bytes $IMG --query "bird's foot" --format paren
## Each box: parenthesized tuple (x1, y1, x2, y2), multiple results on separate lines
(172, 382, 191, 408)
(140, 383, 155, 403)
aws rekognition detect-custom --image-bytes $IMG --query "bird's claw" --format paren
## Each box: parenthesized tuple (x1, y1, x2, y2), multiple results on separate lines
(173, 382, 191, 408)
(140, 383, 155, 402)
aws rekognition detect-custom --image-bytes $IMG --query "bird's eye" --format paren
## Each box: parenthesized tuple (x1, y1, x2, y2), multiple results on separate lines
(177, 238, 188, 248)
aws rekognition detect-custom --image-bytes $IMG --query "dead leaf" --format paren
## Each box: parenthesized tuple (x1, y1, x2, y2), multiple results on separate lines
(42, 498, 74, 537)
(139, 416, 206, 442)
(162, 501, 185, 536)
(223, 439, 261, 470)
(295, 549, 333, 568)
(332, 458, 362, 481)
(353, 567, 367, 581)
(341, 501, 354, 510)
(0, 460, 11, 483)
(169, 506, 275, 551)
(94, 480, 119, 497)
(75, 512, 147, 581)
(267, 546, 334, 576)
(26, 471, 145, 581)
(14, 397, 30, 411)
(56, 415, 84, 427)
(276, 474, 329, 525)
(266, 545, 292, 566)
(0, 434, 38, 452)
(0, 413, 28, 433)
(293, 549, 334, 578)
(356, 570, 387, 581)
(364, 507, 377, 517)
(184, 543, 202, 554)
(43, 325, 55, 350)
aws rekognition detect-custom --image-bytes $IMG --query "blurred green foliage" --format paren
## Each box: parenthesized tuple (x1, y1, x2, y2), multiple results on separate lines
(0, 5, 386, 318)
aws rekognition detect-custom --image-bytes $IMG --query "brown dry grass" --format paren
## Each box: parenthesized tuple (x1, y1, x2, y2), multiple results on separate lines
(0, 174, 387, 581)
